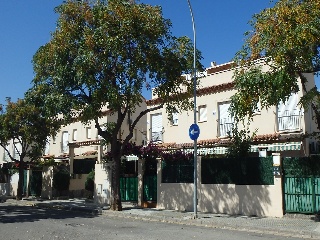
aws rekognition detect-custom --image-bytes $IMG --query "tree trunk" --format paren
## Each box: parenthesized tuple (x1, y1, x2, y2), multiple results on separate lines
(110, 141, 122, 211)
(311, 102, 320, 131)
(16, 160, 24, 200)
(110, 155, 122, 211)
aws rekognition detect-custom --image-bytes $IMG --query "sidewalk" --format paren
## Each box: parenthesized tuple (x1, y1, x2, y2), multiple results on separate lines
(2, 197, 320, 239)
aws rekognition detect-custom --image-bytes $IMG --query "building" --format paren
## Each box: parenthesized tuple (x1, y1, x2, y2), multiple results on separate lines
(1, 60, 318, 217)
(146, 60, 318, 157)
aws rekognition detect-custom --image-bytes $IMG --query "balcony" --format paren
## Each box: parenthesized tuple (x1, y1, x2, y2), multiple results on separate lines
(151, 131, 163, 142)
(219, 118, 234, 137)
(278, 110, 301, 132)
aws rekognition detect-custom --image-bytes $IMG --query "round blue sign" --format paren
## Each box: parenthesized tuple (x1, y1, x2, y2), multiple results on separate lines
(189, 124, 200, 140)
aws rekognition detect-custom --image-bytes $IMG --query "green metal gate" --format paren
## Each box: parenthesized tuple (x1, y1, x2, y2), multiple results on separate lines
(23, 170, 27, 195)
(120, 177, 138, 201)
(29, 170, 42, 196)
(143, 175, 157, 201)
(284, 176, 320, 213)
(143, 159, 157, 202)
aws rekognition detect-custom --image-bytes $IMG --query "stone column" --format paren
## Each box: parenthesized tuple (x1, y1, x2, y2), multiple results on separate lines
(97, 144, 103, 164)
(156, 157, 162, 208)
(138, 158, 145, 207)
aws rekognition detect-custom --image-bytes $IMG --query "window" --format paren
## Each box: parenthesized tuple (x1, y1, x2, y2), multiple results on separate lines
(198, 105, 207, 122)
(13, 142, 22, 161)
(98, 125, 107, 139)
(277, 93, 301, 131)
(61, 131, 69, 153)
(44, 137, 50, 155)
(151, 114, 162, 142)
(72, 129, 77, 141)
(218, 102, 234, 137)
(253, 101, 261, 114)
(132, 129, 137, 141)
(171, 112, 179, 126)
(3, 142, 10, 161)
(86, 127, 91, 139)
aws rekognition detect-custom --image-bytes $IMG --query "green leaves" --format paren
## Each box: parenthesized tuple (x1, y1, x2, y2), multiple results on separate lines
(30, 0, 202, 144)
(231, 0, 320, 128)
(0, 98, 60, 162)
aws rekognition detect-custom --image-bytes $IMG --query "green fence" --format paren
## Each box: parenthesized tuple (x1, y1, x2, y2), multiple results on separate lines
(162, 159, 193, 183)
(201, 157, 274, 185)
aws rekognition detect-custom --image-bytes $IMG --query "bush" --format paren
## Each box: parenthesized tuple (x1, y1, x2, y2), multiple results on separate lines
(85, 170, 95, 192)
(53, 168, 70, 193)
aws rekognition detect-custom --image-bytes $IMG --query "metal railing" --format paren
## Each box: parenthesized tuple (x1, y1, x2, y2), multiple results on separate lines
(278, 111, 301, 131)
(151, 131, 163, 142)
(219, 119, 234, 137)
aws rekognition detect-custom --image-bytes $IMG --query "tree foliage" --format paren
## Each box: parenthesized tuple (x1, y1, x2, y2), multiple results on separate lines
(0, 98, 60, 199)
(226, 127, 256, 158)
(30, 0, 202, 210)
(85, 170, 95, 193)
(230, 0, 320, 127)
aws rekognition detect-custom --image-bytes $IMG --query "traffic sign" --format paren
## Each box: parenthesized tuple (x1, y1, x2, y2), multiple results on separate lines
(189, 124, 200, 140)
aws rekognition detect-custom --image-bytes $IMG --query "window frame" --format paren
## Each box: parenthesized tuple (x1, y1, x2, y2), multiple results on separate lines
(198, 105, 207, 123)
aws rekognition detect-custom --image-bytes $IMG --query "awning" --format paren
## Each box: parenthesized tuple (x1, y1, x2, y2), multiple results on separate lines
(182, 142, 302, 155)
(250, 142, 302, 152)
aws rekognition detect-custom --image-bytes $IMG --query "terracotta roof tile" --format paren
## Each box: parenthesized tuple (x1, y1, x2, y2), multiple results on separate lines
(146, 82, 235, 106)
(156, 133, 302, 149)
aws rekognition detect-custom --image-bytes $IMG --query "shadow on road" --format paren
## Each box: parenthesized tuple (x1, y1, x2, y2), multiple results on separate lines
(0, 205, 97, 224)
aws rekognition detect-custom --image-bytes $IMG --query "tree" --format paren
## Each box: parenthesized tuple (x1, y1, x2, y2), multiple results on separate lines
(30, 0, 202, 210)
(226, 127, 256, 158)
(0, 98, 60, 200)
(230, 0, 320, 129)
(85, 170, 95, 196)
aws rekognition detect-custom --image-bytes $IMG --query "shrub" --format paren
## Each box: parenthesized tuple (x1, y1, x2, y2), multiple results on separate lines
(85, 170, 95, 192)
(53, 168, 70, 193)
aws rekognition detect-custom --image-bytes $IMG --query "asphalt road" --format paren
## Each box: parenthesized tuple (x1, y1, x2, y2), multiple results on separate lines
(0, 204, 306, 240)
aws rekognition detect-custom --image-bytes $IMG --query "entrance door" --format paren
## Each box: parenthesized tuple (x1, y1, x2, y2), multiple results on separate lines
(143, 159, 157, 203)
(29, 170, 42, 196)
(120, 177, 138, 201)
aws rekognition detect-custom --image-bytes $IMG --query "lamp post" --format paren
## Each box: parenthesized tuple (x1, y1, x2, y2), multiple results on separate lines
(186, 0, 198, 219)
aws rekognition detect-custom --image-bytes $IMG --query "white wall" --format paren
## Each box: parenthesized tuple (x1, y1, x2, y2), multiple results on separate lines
(10, 173, 19, 197)
(156, 157, 283, 218)
(94, 163, 112, 206)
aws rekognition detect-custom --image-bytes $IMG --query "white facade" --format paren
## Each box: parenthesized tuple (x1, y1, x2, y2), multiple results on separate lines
(42, 100, 148, 160)
(146, 61, 318, 156)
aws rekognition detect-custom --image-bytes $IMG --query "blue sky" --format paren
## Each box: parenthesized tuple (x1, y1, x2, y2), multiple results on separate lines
(1, 0, 314, 106)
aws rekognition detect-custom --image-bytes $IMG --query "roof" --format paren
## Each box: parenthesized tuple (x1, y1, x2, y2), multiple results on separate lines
(146, 82, 235, 106)
(156, 132, 304, 149)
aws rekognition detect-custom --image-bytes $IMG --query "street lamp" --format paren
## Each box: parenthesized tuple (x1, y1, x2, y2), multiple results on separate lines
(186, 0, 198, 219)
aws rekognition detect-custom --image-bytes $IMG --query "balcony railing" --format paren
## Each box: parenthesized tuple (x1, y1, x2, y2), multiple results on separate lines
(278, 111, 301, 132)
(151, 131, 163, 142)
(219, 118, 234, 137)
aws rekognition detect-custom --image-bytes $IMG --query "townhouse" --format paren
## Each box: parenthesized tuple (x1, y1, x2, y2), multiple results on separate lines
(146, 61, 318, 157)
